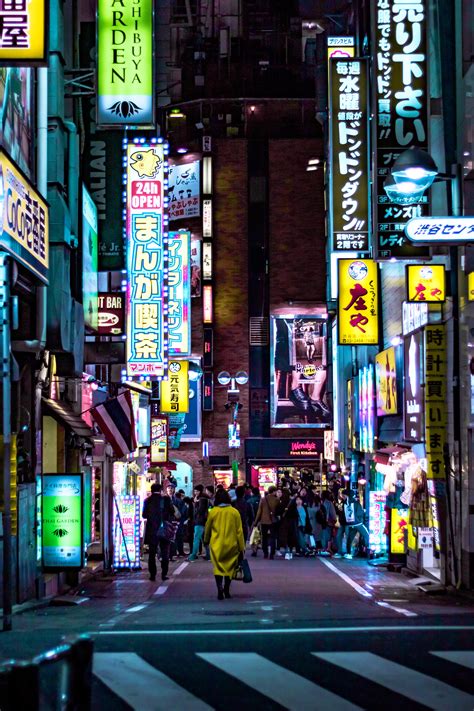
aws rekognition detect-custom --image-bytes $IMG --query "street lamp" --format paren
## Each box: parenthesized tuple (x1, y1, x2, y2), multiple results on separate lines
(384, 147, 439, 205)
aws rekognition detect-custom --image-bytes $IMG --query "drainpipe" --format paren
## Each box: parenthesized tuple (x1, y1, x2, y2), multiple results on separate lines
(64, 120, 79, 238)
(11, 67, 48, 353)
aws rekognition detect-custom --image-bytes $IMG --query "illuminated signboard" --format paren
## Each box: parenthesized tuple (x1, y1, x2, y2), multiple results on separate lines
(203, 371, 214, 411)
(375, 347, 398, 416)
(0, 0, 47, 65)
(338, 259, 379, 345)
(203, 284, 213, 323)
(358, 365, 375, 453)
(391, 508, 409, 555)
(425, 325, 447, 479)
(160, 360, 189, 413)
(97, 0, 154, 127)
(403, 331, 424, 442)
(150, 416, 168, 464)
(125, 139, 168, 378)
(82, 185, 99, 333)
(203, 199, 213, 237)
(203, 327, 213, 368)
(0, 149, 48, 283)
(181, 361, 202, 442)
(228, 422, 241, 449)
(469, 272, 474, 302)
(324, 430, 335, 461)
(191, 238, 201, 297)
(406, 217, 474, 244)
(202, 241, 212, 280)
(369, 491, 388, 555)
(372, 0, 429, 259)
(327, 36, 355, 63)
(402, 301, 429, 336)
(169, 161, 200, 221)
(329, 58, 369, 252)
(42, 474, 83, 570)
(406, 264, 446, 303)
(98, 292, 125, 335)
(347, 379, 355, 449)
(168, 231, 191, 356)
(113, 495, 141, 568)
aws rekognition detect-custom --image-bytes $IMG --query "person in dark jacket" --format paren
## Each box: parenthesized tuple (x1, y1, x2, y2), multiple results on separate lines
(188, 485, 210, 561)
(232, 485, 253, 541)
(142, 483, 174, 582)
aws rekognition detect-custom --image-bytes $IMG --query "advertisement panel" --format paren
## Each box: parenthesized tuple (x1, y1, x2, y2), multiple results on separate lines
(329, 57, 369, 252)
(150, 415, 168, 465)
(391, 508, 409, 555)
(97, 0, 154, 127)
(338, 259, 379, 345)
(202, 241, 212, 280)
(0, 0, 47, 65)
(372, 0, 429, 259)
(0, 149, 48, 283)
(42, 474, 83, 570)
(125, 140, 168, 378)
(82, 185, 99, 332)
(369, 490, 388, 555)
(98, 292, 125, 335)
(403, 331, 424, 442)
(425, 325, 447, 479)
(0, 67, 33, 177)
(228, 423, 241, 449)
(168, 160, 200, 221)
(406, 264, 446, 303)
(270, 316, 330, 428)
(113, 495, 140, 568)
(160, 360, 189, 414)
(181, 361, 202, 442)
(203, 284, 213, 323)
(358, 365, 375, 453)
(375, 347, 398, 416)
(203, 371, 214, 411)
(168, 231, 191, 356)
(191, 237, 201, 297)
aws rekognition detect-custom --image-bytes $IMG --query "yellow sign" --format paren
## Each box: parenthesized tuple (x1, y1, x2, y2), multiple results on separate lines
(406, 264, 446, 303)
(390, 508, 409, 554)
(468, 272, 474, 301)
(0, 0, 47, 64)
(424, 325, 447, 479)
(160, 361, 189, 413)
(375, 347, 398, 415)
(0, 149, 49, 283)
(338, 259, 379, 345)
(327, 37, 355, 64)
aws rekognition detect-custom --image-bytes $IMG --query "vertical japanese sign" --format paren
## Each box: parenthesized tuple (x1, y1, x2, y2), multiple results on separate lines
(203, 284, 213, 323)
(160, 360, 189, 413)
(406, 264, 446, 303)
(369, 491, 388, 554)
(168, 161, 200, 220)
(372, 0, 429, 258)
(97, 0, 154, 127)
(424, 325, 447, 479)
(191, 238, 201, 297)
(0, 0, 47, 65)
(150, 416, 168, 464)
(42, 474, 83, 570)
(168, 231, 191, 355)
(329, 58, 369, 252)
(338, 259, 379, 345)
(113, 495, 140, 568)
(203, 371, 214, 411)
(358, 365, 375, 453)
(403, 330, 424, 441)
(125, 139, 168, 378)
(82, 185, 99, 333)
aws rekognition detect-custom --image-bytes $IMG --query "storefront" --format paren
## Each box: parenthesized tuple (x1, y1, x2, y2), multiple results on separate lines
(245, 437, 324, 490)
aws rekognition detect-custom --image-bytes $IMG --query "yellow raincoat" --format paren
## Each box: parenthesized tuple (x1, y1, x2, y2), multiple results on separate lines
(204, 504, 245, 576)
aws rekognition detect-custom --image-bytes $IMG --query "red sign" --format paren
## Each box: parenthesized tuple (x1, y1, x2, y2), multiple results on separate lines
(98, 292, 125, 335)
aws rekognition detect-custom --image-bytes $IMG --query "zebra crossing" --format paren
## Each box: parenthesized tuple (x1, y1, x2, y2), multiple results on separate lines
(93, 649, 474, 710)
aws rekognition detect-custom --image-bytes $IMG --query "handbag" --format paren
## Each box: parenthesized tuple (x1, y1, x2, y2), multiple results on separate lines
(157, 497, 179, 542)
(249, 526, 261, 546)
(233, 558, 252, 583)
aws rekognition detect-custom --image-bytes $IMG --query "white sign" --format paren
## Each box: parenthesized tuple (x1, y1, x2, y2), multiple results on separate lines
(168, 161, 200, 221)
(402, 301, 429, 336)
(203, 199, 212, 237)
(406, 217, 474, 244)
(324, 430, 335, 461)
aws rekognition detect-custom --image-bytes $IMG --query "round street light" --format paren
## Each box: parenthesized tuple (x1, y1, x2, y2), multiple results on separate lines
(391, 147, 438, 192)
(217, 371, 231, 386)
(383, 174, 427, 206)
(235, 370, 249, 386)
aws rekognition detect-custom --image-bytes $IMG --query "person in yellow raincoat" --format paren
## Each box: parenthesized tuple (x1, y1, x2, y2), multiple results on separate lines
(204, 488, 246, 599)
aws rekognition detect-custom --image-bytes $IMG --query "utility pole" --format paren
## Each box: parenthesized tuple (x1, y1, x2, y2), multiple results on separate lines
(0, 252, 12, 630)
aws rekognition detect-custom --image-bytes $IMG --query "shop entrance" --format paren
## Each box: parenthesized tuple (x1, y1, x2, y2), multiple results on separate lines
(249, 462, 324, 493)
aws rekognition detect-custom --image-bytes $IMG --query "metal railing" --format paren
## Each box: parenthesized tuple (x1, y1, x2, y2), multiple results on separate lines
(0, 634, 93, 710)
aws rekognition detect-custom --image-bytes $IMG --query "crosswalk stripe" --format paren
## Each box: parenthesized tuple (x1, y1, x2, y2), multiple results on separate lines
(431, 651, 474, 669)
(93, 652, 213, 710)
(313, 652, 474, 710)
(198, 652, 362, 711)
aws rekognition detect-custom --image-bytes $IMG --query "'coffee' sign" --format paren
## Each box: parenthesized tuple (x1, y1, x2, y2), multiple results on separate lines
(98, 292, 125, 335)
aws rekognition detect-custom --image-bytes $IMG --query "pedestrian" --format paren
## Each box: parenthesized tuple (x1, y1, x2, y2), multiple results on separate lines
(307, 495, 322, 551)
(203, 488, 245, 600)
(345, 489, 370, 558)
(188, 484, 210, 561)
(233, 485, 253, 541)
(247, 486, 261, 521)
(142, 483, 174, 582)
(276, 485, 297, 558)
(294, 495, 311, 555)
(205, 484, 215, 506)
(165, 481, 184, 559)
(321, 489, 337, 554)
(253, 485, 279, 559)
(334, 488, 368, 558)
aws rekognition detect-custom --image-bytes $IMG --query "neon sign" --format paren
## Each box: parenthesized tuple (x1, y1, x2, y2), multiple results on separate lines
(168, 231, 191, 356)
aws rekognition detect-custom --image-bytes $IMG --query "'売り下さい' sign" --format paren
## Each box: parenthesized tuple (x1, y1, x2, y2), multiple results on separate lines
(97, 0, 154, 127)
(125, 139, 168, 378)
(338, 259, 379, 345)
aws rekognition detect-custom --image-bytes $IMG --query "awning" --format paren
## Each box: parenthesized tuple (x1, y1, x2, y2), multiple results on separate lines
(42, 397, 94, 439)
(374, 445, 410, 465)
(377, 415, 404, 446)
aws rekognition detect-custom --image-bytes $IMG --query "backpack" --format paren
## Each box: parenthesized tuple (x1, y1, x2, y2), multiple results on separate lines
(316, 504, 327, 528)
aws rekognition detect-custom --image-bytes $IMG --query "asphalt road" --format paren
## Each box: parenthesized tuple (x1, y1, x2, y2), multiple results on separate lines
(1, 555, 474, 709)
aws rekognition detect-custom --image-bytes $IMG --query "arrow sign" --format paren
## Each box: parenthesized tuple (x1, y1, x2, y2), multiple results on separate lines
(405, 216, 474, 244)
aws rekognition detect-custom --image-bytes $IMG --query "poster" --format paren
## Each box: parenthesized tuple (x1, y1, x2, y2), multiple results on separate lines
(270, 316, 330, 428)
(113, 495, 140, 568)
(375, 347, 398, 416)
(191, 238, 201, 297)
(82, 185, 99, 332)
(42, 474, 83, 570)
(0, 67, 33, 177)
(168, 161, 200, 221)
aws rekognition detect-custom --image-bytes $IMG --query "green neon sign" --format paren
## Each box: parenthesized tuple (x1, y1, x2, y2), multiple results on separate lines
(97, 0, 154, 127)
(42, 474, 83, 570)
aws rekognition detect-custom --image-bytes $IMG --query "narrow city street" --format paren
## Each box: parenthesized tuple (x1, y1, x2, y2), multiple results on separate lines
(1, 555, 474, 709)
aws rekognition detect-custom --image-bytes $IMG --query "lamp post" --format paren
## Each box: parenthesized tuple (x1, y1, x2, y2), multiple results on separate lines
(217, 371, 249, 484)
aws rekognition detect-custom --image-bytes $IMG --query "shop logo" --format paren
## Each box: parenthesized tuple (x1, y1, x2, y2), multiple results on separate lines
(348, 261, 368, 281)
(53, 504, 69, 514)
(53, 528, 69, 538)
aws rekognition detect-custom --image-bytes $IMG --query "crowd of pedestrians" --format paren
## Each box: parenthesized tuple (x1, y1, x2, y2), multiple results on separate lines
(142, 476, 371, 586)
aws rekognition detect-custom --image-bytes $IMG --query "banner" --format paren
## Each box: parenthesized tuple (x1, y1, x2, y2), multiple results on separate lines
(160, 360, 189, 413)
(113, 495, 140, 568)
(42, 474, 83, 570)
(0, 0, 47, 65)
(338, 259, 379, 345)
(406, 264, 446, 303)
(424, 325, 447, 479)
(329, 57, 369, 252)
(403, 330, 424, 442)
(169, 231, 191, 356)
(125, 140, 168, 378)
(372, 0, 429, 259)
(97, 0, 154, 127)
(150, 416, 168, 465)
(375, 347, 398, 416)
(169, 161, 200, 221)
(270, 316, 331, 428)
